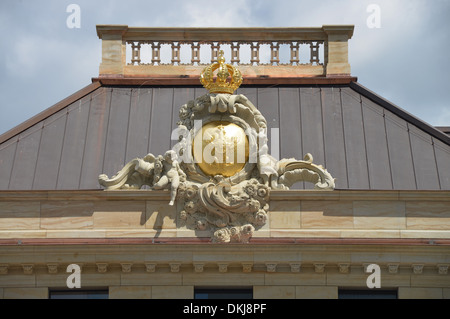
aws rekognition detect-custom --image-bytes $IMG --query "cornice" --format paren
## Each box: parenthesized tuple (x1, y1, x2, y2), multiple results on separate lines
(1, 240, 448, 276)
(1, 189, 449, 202)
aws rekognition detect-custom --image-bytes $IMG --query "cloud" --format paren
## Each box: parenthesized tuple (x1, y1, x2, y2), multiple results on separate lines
(0, 0, 449, 135)
(435, 107, 450, 127)
(172, 0, 254, 27)
(5, 35, 62, 78)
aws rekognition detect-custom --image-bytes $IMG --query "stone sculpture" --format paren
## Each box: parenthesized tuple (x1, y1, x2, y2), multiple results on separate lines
(99, 51, 335, 243)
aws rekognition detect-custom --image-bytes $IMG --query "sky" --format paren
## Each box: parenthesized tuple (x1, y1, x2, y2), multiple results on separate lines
(1, 0, 449, 136)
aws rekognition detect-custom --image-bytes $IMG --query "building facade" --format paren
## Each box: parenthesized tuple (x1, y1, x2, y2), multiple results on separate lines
(0, 25, 449, 299)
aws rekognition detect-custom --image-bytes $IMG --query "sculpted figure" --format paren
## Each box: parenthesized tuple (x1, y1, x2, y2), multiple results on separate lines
(256, 129, 279, 187)
(152, 150, 186, 206)
(99, 150, 186, 206)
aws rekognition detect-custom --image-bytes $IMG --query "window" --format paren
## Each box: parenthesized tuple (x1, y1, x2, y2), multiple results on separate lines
(194, 288, 253, 299)
(49, 288, 109, 299)
(338, 289, 397, 299)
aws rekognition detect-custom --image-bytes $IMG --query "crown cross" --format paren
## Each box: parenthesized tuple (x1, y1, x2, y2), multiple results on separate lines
(200, 50, 243, 94)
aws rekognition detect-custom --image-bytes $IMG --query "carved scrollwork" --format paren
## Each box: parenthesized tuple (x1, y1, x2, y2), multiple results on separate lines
(176, 178, 269, 243)
(277, 153, 336, 190)
(99, 92, 335, 243)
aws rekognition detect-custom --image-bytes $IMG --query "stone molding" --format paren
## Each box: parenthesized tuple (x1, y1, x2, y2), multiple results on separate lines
(21, 264, 34, 275)
(2, 189, 450, 241)
(338, 263, 350, 274)
(169, 263, 181, 273)
(96, 263, 108, 273)
(1, 189, 449, 202)
(217, 263, 229, 273)
(412, 264, 424, 275)
(47, 263, 58, 274)
(120, 263, 132, 273)
(314, 263, 326, 273)
(0, 261, 447, 276)
(0, 264, 8, 275)
(438, 264, 449, 275)
(289, 263, 302, 273)
(145, 263, 156, 273)
(0, 242, 447, 275)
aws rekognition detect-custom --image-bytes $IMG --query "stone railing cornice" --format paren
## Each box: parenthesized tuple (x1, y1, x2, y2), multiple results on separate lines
(97, 26, 330, 41)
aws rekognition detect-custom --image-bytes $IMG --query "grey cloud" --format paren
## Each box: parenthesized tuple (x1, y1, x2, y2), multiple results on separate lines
(0, 0, 449, 137)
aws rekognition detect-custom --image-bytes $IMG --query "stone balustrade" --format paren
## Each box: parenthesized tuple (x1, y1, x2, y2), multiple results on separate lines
(96, 25, 354, 78)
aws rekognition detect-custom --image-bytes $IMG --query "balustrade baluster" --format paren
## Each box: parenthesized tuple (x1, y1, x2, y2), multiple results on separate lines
(171, 42, 181, 65)
(130, 42, 141, 65)
(191, 42, 200, 65)
(231, 42, 240, 65)
(211, 42, 220, 63)
(250, 42, 260, 66)
(152, 42, 161, 65)
(310, 41, 320, 65)
(290, 42, 300, 65)
(270, 42, 280, 65)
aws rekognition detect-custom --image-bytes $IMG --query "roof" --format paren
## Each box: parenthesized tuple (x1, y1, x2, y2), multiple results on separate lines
(1, 78, 449, 191)
(436, 127, 450, 135)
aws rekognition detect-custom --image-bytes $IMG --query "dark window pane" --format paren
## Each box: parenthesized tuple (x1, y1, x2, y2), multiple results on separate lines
(338, 289, 397, 299)
(49, 289, 109, 299)
(194, 288, 253, 299)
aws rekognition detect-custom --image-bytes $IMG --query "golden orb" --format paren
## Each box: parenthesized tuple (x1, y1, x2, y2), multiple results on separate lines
(192, 121, 249, 177)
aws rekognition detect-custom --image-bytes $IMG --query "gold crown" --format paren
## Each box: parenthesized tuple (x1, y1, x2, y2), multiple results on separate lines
(200, 50, 243, 94)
